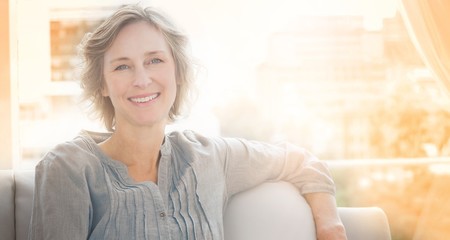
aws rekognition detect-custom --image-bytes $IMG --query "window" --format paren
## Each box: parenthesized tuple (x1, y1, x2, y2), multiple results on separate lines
(5, 0, 450, 238)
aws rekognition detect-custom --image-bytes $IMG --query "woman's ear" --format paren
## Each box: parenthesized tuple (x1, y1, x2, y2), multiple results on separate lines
(101, 84, 109, 97)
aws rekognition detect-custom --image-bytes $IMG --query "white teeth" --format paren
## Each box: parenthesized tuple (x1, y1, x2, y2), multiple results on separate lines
(130, 94, 158, 103)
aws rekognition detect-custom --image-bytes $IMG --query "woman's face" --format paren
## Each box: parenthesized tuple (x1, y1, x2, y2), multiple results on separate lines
(102, 21, 177, 130)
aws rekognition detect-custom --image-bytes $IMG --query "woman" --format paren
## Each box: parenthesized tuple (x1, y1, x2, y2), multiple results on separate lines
(29, 4, 346, 240)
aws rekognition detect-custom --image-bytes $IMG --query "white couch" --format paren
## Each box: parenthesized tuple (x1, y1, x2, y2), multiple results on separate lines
(0, 170, 391, 240)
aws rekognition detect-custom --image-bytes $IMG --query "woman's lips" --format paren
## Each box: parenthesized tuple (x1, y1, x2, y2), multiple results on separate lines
(128, 93, 160, 103)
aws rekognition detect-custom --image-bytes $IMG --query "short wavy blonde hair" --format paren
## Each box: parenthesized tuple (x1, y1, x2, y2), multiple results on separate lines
(79, 5, 194, 131)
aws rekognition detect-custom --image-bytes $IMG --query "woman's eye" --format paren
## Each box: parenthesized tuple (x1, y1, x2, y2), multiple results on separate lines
(114, 65, 129, 71)
(150, 58, 162, 64)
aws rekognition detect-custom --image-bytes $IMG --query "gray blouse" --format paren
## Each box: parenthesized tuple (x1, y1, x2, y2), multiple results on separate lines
(28, 130, 335, 240)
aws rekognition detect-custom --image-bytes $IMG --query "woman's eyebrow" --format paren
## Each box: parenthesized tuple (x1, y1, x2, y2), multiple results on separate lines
(144, 50, 166, 56)
(108, 50, 167, 64)
(108, 57, 128, 64)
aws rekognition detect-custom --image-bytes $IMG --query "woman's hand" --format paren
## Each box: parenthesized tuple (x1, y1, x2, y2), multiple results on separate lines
(304, 192, 348, 240)
(315, 217, 347, 240)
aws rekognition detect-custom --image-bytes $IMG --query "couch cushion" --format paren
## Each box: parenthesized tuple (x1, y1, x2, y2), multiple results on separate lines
(0, 170, 15, 240)
(14, 171, 35, 240)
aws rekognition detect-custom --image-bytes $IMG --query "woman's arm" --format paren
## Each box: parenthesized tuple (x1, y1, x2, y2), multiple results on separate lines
(216, 137, 335, 197)
(304, 192, 347, 240)
(29, 150, 91, 240)
(214, 136, 346, 239)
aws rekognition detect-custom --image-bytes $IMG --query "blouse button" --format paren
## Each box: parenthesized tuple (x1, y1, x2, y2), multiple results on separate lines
(160, 212, 166, 218)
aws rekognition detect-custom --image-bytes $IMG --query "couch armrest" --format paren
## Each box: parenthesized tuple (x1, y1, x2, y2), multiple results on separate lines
(0, 170, 15, 240)
(224, 182, 391, 240)
(339, 207, 391, 240)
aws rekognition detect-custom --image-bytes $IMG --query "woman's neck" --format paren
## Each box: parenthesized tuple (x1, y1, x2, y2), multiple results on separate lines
(99, 124, 166, 183)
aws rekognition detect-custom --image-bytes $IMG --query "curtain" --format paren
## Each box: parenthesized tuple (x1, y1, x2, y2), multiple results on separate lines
(399, 0, 450, 95)
(399, 1, 450, 239)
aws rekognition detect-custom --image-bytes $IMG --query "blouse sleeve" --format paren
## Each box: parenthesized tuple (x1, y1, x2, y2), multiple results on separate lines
(28, 148, 92, 240)
(214, 137, 335, 197)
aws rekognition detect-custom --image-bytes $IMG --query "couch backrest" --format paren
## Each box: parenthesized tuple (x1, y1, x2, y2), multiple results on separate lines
(0, 170, 15, 240)
(225, 181, 392, 240)
(0, 170, 35, 240)
(225, 181, 317, 240)
(15, 171, 35, 240)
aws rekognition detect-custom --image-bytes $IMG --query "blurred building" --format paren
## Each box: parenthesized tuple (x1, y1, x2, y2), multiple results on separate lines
(17, 2, 434, 163)
(18, 3, 120, 164)
(255, 14, 425, 159)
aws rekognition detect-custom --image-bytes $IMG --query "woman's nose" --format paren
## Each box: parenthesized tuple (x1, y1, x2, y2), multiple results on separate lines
(133, 66, 152, 88)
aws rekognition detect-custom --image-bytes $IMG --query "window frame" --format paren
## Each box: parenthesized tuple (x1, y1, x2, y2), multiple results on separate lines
(0, 0, 19, 169)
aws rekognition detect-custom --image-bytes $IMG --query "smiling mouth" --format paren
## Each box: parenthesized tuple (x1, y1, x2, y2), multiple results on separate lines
(129, 93, 160, 103)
